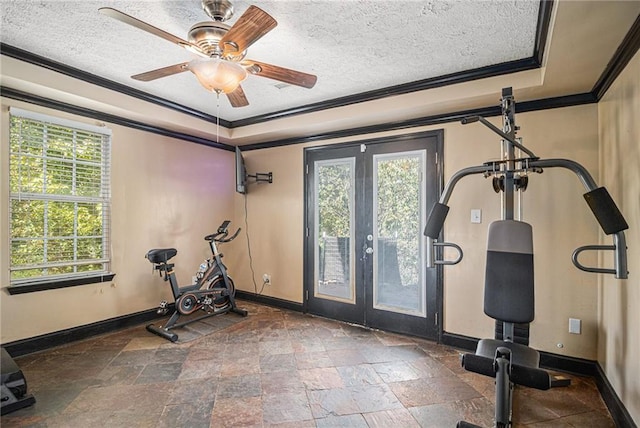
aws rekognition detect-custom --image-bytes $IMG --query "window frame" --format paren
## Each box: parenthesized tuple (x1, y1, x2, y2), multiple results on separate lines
(7, 107, 114, 294)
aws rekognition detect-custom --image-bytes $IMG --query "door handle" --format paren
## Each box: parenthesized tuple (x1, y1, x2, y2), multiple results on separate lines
(365, 247, 374, 254)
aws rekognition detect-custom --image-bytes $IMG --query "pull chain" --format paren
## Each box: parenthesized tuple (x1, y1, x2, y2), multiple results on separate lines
(216, 92, 220, 144)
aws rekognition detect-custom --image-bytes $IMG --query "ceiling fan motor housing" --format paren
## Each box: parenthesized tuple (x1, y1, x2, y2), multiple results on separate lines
(188, 21, 230, 57)
(202, 0, 234, 22)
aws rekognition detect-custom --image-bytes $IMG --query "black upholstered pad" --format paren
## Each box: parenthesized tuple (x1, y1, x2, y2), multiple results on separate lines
(461, 349, 552, 391)
(146, 248, 177, 263)
(484, 220, 534, 324)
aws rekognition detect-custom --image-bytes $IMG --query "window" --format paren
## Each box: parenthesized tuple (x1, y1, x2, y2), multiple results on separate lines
(8, 108, 112, 290)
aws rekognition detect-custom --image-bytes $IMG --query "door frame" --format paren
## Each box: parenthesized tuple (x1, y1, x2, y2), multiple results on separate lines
(302, 130, 445, 341)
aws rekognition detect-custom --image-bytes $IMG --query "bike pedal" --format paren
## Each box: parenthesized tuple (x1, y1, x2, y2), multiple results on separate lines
(157, 301, 169, 315)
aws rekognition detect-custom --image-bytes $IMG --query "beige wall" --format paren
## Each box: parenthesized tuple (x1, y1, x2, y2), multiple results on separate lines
(0, 99, 235, 343)
(598, 49, 640, 424)
(229, 104, 602, 360)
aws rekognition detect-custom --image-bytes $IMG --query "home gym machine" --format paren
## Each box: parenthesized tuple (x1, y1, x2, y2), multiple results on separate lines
(145, 220, 248, 342)
(424, 88, 629, 428)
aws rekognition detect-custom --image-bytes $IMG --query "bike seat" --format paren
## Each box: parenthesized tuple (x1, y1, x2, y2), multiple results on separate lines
(146, 248, 177, 264)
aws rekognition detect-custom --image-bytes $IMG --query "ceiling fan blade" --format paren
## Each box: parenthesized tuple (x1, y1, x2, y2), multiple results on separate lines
(244, 60, 317, 89)
(227, 85, 249, 108)
(131, 62, 190, 82)
(98, 7, 207, 57)
(219, 6, 277, 55)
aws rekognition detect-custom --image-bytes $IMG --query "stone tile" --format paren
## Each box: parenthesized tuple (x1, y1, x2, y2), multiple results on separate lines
(259, 328, 291, 341)
(262, 392, 313, 425)
(260, 353, 297, 373)
(428, 375, 483, 402)
(374, 331, 419, 346)
(291, 338, 326, 354)
(96, 364, 145, 387)
(110, 349, 157, 366)
(2, 385, 84, 419)
(154, 347, 190, 364)
(220, 354, 260, 377)
(261, 371, 305, 395)
(315, 413, 369, 427)
(512, 388, 563, 425)
(158, 400, 215, 428)
(363, 407, 421, 427)
(409, 402, 467, 428)
(135, 362, 184, 384)
(259, 339, 294, 355)
(450, 397, 495, 427)
(437, 352, 468, 375)
(295, 350, 335, 369)
(211, 396, 263, 428)
(46, 408, 161, 427)
(122, 336, 165, 351)
(299, 367, 344, 390)
(349, 384, 403, 413)
(307, 388, 359, 418)
(187, 346, 226, 361)
(224, 342, 260, 357)
(63, 383, 173, 414)
(216, 374, 262, 399)
(168, 378, 218, 405)
(388, 378, 443, 407)
(548, 410, 616, 428)
(361, 344, 427, 363)
(458, 371, 496, 399)
(408, 355, 452, 378)
(372, 360, 421, 382)
(326, 348, 368, 366)
(179, 357, 222, 381)
(265, 419, 316, 427)
(336, 364, 383, 386)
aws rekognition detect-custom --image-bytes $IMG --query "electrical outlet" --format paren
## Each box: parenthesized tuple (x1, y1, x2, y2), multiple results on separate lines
(263, 274, 271, 285)
(471, 209, 482, 224)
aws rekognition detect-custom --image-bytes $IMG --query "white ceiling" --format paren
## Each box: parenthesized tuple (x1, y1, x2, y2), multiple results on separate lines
(0, 0, 541, 123)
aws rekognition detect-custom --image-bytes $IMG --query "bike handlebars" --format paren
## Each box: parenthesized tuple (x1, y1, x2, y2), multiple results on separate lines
(204, 221, 241, 243)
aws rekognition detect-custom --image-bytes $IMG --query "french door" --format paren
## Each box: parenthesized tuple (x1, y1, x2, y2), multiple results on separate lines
(304, 131, 443, 340)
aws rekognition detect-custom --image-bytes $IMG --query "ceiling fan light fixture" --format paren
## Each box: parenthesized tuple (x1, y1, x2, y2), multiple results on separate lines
(188, 57, 247, 94)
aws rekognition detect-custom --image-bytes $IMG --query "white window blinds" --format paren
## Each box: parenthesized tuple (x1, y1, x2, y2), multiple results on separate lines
(8, 108, 112, 284)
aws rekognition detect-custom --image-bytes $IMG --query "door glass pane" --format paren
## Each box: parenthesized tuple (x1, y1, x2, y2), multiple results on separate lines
(314, 158, 356, 303)
(373, 151, 426, 316)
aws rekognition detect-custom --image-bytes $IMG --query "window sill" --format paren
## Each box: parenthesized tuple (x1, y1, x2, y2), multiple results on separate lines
(6, 273, 116, 295)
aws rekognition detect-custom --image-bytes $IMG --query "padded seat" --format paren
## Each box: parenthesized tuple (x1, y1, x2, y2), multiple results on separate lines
(146, 248, 177, 263)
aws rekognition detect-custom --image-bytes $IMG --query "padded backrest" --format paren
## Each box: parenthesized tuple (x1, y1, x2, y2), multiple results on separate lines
(484, 220, 535, 324)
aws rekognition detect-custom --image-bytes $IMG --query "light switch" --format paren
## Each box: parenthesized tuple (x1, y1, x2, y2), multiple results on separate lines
(569, 318, 581, 334)
(471, 209, 482, 224)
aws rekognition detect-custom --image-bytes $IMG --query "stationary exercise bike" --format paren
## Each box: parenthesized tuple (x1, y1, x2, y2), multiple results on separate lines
(145, 220, 248, 342)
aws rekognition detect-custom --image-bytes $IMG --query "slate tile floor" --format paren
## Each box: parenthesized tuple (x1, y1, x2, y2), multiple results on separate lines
(2, 302, 614, 427)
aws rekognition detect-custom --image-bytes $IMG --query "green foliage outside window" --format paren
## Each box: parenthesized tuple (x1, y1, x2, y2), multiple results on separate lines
(9, 114, 110, 282)
(316, 155, 423, 288)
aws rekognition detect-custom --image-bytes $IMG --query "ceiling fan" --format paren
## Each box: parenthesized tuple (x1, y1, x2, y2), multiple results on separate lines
(99, 0, 317, 107)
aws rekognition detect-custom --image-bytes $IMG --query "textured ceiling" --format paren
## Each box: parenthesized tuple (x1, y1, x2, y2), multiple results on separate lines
(0, 0, 540, 122)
